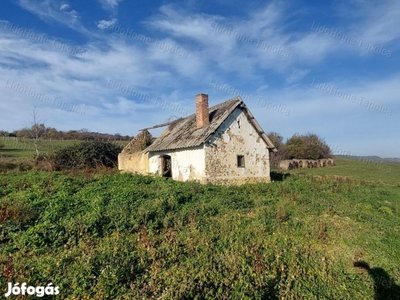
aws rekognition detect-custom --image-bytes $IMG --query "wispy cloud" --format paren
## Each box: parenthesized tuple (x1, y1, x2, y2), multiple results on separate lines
(339, 0, 400, 46)
(97, 0, 123, 19)
(59, 3, 79, 21)
(146, 3, 338, 78)
(59, 3, 69, 11)
(16, 0, 91, 35)
(1, 0, 399, 156)
(18, 0, 79, 23)
(0, 19, 194, 134)
(98, 0, 123, 10)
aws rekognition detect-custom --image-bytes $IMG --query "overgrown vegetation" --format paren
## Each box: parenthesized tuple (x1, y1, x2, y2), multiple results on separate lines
(0, 138, 126, 172)
(1, 171, 399, 299)
(285, 133, 332, 160)
(267, 132, 332, 168)
(1, 127, 399, 298)
(52, 140, 122, 170)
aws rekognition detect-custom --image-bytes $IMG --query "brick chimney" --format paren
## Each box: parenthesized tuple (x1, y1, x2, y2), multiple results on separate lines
(196, 93, 209, 129)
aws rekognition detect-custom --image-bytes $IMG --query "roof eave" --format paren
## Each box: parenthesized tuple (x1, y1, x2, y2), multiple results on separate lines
(241, 104, 276, 150)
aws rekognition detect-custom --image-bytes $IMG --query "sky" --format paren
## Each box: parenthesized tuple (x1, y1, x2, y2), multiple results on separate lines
(0, 0, 399, 157)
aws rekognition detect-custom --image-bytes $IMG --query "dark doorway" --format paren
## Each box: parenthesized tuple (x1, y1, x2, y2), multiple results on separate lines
(161, 155, 172, 177)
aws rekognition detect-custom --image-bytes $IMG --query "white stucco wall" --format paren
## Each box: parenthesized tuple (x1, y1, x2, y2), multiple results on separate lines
(204, 107, 271, 184)
(125, 106, 272, 185)
(148, 146, 206, 182)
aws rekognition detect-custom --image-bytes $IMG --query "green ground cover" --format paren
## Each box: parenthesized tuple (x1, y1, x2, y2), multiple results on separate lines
(1, 169, 399, 299)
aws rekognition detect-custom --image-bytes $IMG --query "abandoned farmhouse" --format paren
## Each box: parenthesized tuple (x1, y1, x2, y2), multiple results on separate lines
(118, 94, 276, 184)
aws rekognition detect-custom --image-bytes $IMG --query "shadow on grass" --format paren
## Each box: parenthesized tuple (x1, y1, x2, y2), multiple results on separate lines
(0, 149, 31, 152)
(354, 261, 400, 300)
(261, 279, 279, 300)
(270, 171, 291, 182)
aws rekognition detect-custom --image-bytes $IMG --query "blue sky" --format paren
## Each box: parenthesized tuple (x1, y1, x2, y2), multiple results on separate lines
(0, 0, 399, 157)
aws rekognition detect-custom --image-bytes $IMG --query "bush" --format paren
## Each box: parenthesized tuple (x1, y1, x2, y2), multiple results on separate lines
(53, 141, 122, 170)
(285, 133, 332, 160)
(0, 157, 18, 173)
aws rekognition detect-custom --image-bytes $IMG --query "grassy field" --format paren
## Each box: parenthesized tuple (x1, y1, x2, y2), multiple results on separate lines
(0, 137, 128, 160)
(289, 157, 400, 185)
(0, 137, 80, 159)
(1, 164, 399, 298)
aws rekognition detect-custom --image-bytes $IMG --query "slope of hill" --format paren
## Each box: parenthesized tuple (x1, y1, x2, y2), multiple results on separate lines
(335, 155, 400, 164)
(290, 157, 400, 185)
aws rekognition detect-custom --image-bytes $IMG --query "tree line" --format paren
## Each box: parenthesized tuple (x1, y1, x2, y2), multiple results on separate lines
(0, 127, 132, 141)
(267, 132, 332, 168)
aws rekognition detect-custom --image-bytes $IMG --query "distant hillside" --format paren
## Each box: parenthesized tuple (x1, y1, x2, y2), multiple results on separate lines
(335, 155, 400, 163)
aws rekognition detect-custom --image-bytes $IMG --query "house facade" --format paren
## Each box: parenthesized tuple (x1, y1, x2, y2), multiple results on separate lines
(118, 94, 276, 184)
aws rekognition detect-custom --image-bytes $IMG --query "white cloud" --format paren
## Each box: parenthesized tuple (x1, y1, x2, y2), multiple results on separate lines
(97, 18, 117, 30)
(60, 3, 69, 11)
(96, 0, 123, 30)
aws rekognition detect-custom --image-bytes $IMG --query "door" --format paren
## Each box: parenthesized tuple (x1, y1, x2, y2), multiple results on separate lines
(161, 155, 172, 177)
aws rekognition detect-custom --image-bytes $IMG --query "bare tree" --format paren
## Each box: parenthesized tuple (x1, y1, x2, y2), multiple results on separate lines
(29, 107, 46, 157)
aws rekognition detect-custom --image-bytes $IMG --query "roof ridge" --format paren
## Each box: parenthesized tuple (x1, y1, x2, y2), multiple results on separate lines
(209, 96, 242, 111)
(173, 96, 242, 120)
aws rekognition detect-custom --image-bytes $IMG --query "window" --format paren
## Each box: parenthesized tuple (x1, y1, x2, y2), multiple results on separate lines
(237, 155, 245, 168)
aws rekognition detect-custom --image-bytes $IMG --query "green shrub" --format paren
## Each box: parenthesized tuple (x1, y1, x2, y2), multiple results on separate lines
(53, 141, 122, 170)
(286, 133, 332, 159)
